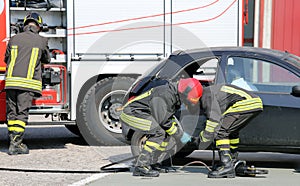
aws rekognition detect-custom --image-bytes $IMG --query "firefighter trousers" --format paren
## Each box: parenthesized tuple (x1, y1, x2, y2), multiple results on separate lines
(6, 89, 34, 133)
(216, 111, 261, 140)
(214, 111, 261, 151)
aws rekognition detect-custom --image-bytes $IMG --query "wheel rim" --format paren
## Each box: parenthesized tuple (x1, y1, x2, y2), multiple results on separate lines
(99, 90, 127, 133)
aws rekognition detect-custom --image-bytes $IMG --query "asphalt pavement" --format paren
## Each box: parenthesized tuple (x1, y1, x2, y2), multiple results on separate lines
(0, 120, 299, 186)
(71, 150, 300, 186)
(84, 167, 300, 186)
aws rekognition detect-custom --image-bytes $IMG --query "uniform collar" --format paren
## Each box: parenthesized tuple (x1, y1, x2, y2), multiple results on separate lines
(23, 25, 40, 34)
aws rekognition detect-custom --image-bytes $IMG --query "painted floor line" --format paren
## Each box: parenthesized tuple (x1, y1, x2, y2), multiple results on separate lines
(70, 173, 111, 186)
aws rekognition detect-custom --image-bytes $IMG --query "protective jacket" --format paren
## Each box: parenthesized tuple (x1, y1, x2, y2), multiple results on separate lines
(200, 84, 263, 139)
(120, 79, 181, 132)
(4, 25, 50, 96)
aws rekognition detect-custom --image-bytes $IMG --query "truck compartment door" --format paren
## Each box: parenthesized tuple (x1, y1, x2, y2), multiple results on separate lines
(71, 0, 165, 55)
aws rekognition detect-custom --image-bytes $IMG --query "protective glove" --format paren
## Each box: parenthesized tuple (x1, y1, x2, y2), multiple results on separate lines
(200, 131, 210, 142)
(188, 136, 200, 147)
(180, 132, 192, 144)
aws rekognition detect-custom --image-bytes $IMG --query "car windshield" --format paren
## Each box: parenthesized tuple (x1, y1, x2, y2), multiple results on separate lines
(284, 54, 300, 69)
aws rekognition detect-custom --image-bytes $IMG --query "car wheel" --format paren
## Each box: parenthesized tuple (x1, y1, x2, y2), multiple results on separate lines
(130, 131, 180, 163)
(77, 76, 136, 146)
(131, 131, 197, 159)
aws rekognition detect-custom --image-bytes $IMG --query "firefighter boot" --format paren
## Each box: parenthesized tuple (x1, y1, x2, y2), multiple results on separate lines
(150, 150, 163, 171)
(133, 150, 160, 177)
(231, 149, 239, 165)
(8, 132, 29, 155)
(208, 150, 235, 178)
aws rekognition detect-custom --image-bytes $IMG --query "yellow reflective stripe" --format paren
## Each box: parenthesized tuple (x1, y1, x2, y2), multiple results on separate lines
(146, 141, 160, 149)
(5, 77, 42, 91)
(230, 138, 240, 145)
(161, 142, 168, 147)
(205, 120, 219, 133)
(220, 148, 231, 151)
(145, 141, 166, 151)
(120, 112, 152, 131)
(166, 121, 178, 135)
(230, 145, 238, 149)
(143, 145, 153, 153)
(216, 139, 230, 146)
(223, 98, 263, 115)
(7, 120, 26, 133)
(27, 48, 39, 79)
(8, 120, 26, 127)
(221, 85, 252, 99)
(124, 89, 153, 107)
(7, 45, 18, 77)
(8, 127, 25, 133)
(37, 16, 42, 24)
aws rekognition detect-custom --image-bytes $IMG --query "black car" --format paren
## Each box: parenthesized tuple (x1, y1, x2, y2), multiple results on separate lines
(122, 46, 300, 156)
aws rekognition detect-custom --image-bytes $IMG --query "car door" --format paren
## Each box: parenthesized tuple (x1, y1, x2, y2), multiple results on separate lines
(222, 55, 300, 150)
(170, 56, 221, 137)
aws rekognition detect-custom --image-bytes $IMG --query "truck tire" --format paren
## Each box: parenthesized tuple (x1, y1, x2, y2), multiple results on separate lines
(77, 76, 136, 146)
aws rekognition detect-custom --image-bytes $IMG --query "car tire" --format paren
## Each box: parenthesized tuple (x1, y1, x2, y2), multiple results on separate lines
(131, 131, 188, 162)
(76, 76, 136, 146)
(131, 131, 197, 159)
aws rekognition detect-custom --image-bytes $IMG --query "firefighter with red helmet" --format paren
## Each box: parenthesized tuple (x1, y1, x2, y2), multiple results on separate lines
(199, 84, 263, 178)
(4, 12, 50, 155)
(120, 78, 203, 177)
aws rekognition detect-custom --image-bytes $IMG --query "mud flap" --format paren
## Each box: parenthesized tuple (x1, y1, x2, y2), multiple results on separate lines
(0, 74, 6, 123)
(234, 160, 268, 177)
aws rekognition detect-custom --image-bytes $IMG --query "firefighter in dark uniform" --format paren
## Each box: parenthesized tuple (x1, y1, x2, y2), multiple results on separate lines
(199, 84, 263, 178)
(4, 12, 50, 155)
(120, 78, 203, 177)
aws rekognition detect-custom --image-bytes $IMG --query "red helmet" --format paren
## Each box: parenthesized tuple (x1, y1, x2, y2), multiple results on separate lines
(178, 78, 203, 104)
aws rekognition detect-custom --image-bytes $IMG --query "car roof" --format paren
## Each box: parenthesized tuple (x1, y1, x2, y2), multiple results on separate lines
(158, 46, 295, 79)
(170, 46, 289, 60)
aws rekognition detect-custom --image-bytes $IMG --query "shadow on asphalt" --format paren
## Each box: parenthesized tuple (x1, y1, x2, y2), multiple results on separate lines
(1, 125, 300, 171)
(0, 125, 88, 152)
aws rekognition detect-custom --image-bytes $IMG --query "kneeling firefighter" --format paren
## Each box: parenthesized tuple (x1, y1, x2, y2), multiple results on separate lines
(198, 84, 263, 178)
(120, 78, 203, 177)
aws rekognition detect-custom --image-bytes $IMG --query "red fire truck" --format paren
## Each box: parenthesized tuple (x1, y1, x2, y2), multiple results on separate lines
(0, 0, 299, 146)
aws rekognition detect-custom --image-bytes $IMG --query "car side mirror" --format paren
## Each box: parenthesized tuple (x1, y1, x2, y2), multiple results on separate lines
(291, 85, 300, 97)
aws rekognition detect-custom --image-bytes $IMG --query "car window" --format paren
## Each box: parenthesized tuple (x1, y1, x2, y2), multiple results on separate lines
(225, 56, 300, 93)
(173, 57, 219, 86)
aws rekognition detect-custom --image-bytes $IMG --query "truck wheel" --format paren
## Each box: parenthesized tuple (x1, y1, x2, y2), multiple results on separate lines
(77, 76, 136, 146)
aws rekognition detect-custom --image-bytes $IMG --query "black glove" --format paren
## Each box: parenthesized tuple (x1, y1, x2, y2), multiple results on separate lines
(187, 136, 200, 148)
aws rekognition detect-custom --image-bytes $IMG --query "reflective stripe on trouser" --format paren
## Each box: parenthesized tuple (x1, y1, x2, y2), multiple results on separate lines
(216, 139, 230, 151)
(143, 140, 169, 153)
(6, 90, 34, 133)
(120, 112, 152, 131)
(7, 120, 26, 133)
(230, 138, 239, 150)
(143, 128, 170, 153)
